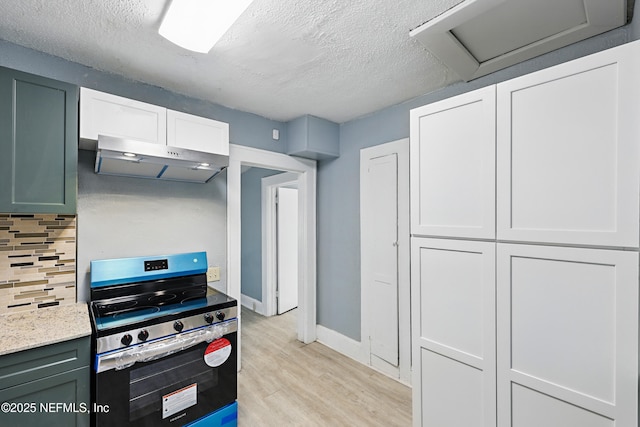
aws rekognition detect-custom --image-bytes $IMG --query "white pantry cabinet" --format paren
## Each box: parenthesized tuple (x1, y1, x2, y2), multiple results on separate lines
(80, 88, 229, 154)
(497, 244, 638, 426)
(411, 238, 496, 427)
(410, 40, 640, 427)
(497, 43, 640, 248)
(80, 87, 166, 145)
(409, 86, 495, 239)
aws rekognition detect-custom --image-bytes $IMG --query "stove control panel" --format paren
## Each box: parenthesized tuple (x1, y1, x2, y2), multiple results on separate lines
(96, 305, 238, 354)
(144, 259, 168, 271)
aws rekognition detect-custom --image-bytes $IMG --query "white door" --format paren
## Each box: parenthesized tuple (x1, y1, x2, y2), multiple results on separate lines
(276, 187, 298, 314)
(497, 243, 638, 426)
(411, 238, 496, 427)
(361, 138, 410, 382)
(366, 153, 399, 366)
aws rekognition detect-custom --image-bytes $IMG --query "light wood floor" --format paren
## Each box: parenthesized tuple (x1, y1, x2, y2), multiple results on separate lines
(237, 307, 412, 426)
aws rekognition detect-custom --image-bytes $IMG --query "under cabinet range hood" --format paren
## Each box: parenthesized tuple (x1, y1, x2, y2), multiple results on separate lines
(95, 136, 228, 183)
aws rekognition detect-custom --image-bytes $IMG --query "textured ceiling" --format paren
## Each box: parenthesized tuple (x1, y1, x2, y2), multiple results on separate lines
(0, 0, 464, 123)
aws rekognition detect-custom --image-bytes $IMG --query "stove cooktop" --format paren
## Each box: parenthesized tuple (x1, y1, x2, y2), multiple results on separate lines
(91, 289, 236, 333)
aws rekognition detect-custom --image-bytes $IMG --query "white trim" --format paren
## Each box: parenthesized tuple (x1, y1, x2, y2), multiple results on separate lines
(360, 138, 411, 384)
(228, 144, 317, 346)
(316, 324, 367, 364)
(316, 324, 412, 386)
(261, 172, 299, 317)
(240, 293, 265, 315)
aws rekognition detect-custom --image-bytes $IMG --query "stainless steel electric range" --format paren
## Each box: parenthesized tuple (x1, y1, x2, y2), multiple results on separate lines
(89, 251, 238, 427)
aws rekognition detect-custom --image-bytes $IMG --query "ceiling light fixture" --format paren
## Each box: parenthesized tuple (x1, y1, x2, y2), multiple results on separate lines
(159, 0, 254, 53)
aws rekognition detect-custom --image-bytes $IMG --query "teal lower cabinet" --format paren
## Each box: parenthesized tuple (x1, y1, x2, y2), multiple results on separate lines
(0, 337, 90, 427)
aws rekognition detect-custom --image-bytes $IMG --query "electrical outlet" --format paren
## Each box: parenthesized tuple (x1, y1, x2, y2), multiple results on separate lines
(206, 266, 220, 282)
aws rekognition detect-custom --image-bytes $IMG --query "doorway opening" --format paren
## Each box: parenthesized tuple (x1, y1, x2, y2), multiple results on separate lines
(227, 145, 317, 365)
(262, 172, 300, 316)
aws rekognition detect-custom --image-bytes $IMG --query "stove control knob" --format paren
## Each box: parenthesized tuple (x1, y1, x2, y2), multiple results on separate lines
(215, 311, 225, 321)
(121, 334, 133, 346)
(138, 329, 149, 341)
(174, 321, 184, 332)
(204, 313, 214, 324)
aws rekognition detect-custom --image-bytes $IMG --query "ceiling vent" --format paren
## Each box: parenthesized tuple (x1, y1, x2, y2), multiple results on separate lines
(410, 0, 629, 81)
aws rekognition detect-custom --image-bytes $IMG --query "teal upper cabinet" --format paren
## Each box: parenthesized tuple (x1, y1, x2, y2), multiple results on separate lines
(0, 67, 78, 214)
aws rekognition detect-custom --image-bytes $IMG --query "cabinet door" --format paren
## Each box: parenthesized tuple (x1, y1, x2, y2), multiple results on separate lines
(0, 366, 89, 427)
(496, 244, 638, 426)
(167, 109, 229, 155)
(80, 87, 166, 145)
(410, 86, 495, 239)
(411, 238, 496, 427)
(0, 67, 78, 214)
(497, 41, 640, 248)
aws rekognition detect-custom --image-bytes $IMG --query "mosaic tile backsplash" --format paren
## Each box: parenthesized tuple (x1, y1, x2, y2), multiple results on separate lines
(0, 214, 77, 314)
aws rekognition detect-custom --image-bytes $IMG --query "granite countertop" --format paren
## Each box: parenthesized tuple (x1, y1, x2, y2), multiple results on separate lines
(0, 303, 92, 356)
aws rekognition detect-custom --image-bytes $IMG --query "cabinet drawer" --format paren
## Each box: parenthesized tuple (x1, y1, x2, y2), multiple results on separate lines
(0, 337, 90, 391)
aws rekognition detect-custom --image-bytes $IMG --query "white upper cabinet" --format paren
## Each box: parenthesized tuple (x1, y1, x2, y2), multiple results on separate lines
(497, 41, 640, 248)
(80, 88, 229, 154)
(167, 109, 229, 155)
(410, 86, 496, 239)
(80, 87, 166, 145)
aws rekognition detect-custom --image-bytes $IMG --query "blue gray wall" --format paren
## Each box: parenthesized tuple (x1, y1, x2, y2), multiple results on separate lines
(2, 8, 640, 338)
(318, 12, 640, 340)
(241, 167, 283, 301)
(0, 40, 288, 153)
(0, 40, 287, 302)
(76, 150, 226, 301)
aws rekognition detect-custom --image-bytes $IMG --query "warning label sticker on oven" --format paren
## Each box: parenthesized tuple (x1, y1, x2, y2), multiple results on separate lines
(162, 383, 197, 419)
(204, 338, 232, 367)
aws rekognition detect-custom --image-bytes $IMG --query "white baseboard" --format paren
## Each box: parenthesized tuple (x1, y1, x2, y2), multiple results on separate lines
(240, 294, 265, 315)
(316, 325, 411, 387)
(316, 324, 367, 365)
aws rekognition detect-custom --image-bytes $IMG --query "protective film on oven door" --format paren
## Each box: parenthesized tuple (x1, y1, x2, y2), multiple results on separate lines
(93, 319, 237, 426)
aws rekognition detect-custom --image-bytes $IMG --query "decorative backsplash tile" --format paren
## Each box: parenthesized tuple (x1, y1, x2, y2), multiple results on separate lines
(0, 214, 76, 314)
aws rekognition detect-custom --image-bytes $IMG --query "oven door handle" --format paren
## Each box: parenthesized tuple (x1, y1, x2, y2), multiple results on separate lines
(96, 319, 238, 373)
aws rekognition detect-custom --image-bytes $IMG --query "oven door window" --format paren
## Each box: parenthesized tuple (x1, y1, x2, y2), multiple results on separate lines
(94, 332, 237, 426)
(129, 346, 218, 422)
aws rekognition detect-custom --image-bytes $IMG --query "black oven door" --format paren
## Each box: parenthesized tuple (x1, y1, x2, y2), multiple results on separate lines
(93, 319, 237, 426)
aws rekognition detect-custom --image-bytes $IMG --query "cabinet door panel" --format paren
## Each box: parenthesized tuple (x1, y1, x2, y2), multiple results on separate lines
(497, 42, 640, 247)
(0, 367, 89, 427)
(497, 244, 638, 425)
(420, 348, 484, 427)
(80, 87, 166, 145)
(167, 109, 229, 154)
(411, 238, 495, 426)
(410, 86, 495, 239)
(511, 384, 613, 427)
(0, 68, 77, 214)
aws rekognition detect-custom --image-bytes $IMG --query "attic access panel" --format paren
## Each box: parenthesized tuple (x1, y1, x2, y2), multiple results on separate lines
(410, 0, 627, 81)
